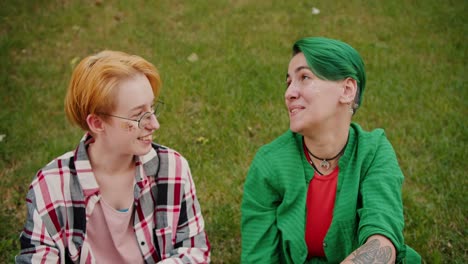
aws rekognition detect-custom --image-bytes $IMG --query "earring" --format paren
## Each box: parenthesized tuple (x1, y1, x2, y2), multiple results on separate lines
(348, 102, 354, 114)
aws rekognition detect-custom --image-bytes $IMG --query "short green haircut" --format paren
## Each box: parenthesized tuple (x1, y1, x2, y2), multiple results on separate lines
(293, 37, 366, 110)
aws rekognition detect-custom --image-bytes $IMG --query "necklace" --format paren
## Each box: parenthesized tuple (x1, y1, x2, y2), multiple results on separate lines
(302, 141, 324, 175)
(304, 137, 348, 171)
(306, 154, 324, 175)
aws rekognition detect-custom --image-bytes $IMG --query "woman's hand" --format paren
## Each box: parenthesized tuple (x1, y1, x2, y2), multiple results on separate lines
(341, 234, 396, 264)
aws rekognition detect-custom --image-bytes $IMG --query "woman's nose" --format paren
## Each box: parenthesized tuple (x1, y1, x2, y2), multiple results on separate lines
(147, 114, 160, 130)
(285, 82, 299, 101)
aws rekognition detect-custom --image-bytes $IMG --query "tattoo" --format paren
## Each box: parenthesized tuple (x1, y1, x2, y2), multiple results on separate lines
(350, 239, 392, 264)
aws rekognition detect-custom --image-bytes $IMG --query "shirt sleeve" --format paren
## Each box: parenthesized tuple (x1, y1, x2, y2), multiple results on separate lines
(159, 157, 211, 263)
(357, 133, 406, 263)
(16, 186, 61, 264)
(241, 153, 281, 263)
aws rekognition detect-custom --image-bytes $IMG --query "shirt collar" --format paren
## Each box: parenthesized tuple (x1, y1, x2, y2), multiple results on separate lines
(135, 143, 160, 189)
(73, 133, 161, 197)
(73, 133, 99, 197)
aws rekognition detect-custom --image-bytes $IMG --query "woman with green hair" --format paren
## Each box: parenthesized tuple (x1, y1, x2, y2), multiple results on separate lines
(241, 37, 420, 263)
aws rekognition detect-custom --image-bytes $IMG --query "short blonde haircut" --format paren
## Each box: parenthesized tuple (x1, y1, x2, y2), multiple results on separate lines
(64, 50, 161, 131)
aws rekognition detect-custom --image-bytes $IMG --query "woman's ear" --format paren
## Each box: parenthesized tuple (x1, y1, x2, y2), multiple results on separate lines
(340, 77, 358, 104)
(86, 114, 105, 134)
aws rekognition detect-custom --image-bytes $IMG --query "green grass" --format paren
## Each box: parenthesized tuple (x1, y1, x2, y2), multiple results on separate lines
(1, 0, 466, 263)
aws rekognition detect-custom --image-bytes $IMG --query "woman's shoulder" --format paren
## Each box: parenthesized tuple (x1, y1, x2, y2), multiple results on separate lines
(351, 122, 388, 144)
(151, 143, 187, 162)
(28, 150, 81, 205)
(147, 143, 192, 174)
(255, 130, 301, 161)
(36, 150, 77, 180)
(146, 143, 195, 182)
(350, 122, 396, 158)
(258, 130, 297, 151)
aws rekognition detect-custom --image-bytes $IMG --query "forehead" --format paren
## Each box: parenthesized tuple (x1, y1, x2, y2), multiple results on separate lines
(288, 53, 309, 72)
(114, 73, 154, 111)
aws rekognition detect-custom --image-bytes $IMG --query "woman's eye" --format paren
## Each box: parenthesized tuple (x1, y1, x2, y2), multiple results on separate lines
(286, 78, 292, 88)
(302, 75, 310, 81)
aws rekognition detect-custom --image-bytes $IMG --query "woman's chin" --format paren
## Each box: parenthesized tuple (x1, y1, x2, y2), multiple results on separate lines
(134, 146, 152, 156)
(289, 124, 303, 134)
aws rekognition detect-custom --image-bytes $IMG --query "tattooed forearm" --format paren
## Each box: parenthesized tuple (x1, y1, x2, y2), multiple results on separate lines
(350, 239, 393, 264)
(375, 246, 392, 263)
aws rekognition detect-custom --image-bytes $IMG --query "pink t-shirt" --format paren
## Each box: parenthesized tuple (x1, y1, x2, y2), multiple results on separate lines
(86, 198, 144, 263)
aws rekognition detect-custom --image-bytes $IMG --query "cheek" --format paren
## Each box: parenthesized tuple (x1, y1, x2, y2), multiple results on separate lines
(303, 87, 322, 99)
(120, 122, 137, 132)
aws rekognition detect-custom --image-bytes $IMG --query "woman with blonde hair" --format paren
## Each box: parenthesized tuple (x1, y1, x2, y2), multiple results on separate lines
(17, 51, 210, 263)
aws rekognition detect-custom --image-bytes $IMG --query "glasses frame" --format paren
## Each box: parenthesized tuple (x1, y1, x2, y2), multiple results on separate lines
(99, 100, 164, 129)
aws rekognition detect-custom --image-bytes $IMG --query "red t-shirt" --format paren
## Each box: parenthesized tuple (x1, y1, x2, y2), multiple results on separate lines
(304, 145, 339, 258)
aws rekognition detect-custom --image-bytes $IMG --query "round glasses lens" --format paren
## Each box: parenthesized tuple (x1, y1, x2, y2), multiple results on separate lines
(139, 112, 154, 129)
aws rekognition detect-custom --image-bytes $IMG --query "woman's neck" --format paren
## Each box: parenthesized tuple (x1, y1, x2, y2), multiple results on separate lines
(87, 141, 135, 176)
(303, 121, 350, 159)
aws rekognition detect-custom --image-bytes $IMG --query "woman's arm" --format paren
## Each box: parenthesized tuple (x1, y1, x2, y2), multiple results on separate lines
(241, 155, 281, 263)
(16, 187, 61, 263)
(352, 133, 406, 263)
(341, 234, 396, 264)
(158, 157, 210, 263)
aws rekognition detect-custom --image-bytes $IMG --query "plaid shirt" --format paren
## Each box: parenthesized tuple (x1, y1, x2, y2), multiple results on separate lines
(16, 134, 211, 263)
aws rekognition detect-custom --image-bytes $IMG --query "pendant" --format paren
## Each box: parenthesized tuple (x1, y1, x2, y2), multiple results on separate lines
(320, 160, 330, 170)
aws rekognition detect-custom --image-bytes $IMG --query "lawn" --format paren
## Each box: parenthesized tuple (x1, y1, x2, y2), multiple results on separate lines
(0, 0, 466, 263)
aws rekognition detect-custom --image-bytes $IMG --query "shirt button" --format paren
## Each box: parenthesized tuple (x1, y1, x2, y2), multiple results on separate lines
(323, 242, 327, 247)
(141, 241, 145, 246)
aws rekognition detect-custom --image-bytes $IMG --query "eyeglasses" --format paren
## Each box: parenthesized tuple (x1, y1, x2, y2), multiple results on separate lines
(99, 100, 164, 129)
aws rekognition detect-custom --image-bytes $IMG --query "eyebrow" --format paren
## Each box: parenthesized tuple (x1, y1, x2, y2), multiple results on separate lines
(129, 104, 146, 111)
(128, 100, 155, 113)
(286, 65, 312, 80)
